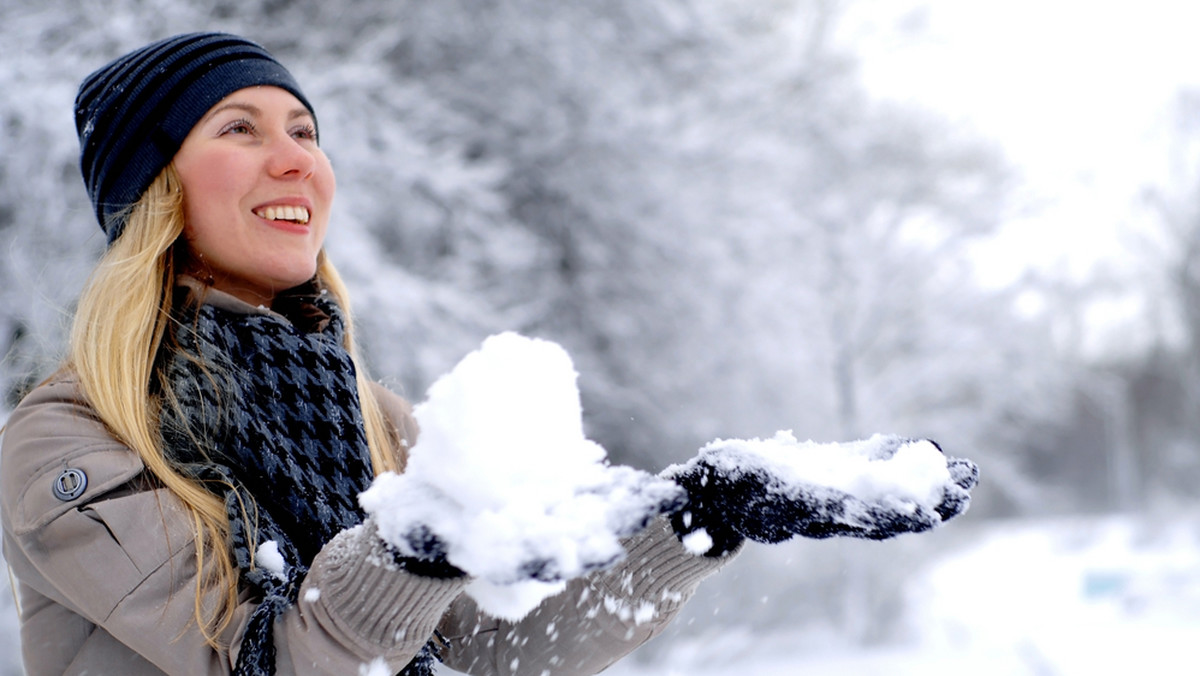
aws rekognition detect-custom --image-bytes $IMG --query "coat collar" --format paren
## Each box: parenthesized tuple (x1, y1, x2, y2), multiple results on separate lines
(176, 274, 277, 317)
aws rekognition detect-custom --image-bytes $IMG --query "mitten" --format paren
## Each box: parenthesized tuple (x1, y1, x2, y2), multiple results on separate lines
(663, 434, 979, 557)
(386, 523, 467, 579)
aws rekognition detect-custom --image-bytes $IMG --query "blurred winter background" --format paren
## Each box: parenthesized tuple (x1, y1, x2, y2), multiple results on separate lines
(3, 0, 1200, 673)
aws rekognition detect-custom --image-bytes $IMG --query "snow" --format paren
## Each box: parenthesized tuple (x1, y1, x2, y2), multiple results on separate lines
(681, 529, 714, 556)
(660, 431, 966, 554)
(358, 657, 390, 676)
(462, 578, 567, 622)
(360, 332, 683, 620)
(906, 515, 1200, 673)
(697, 432, 951, 509)
(255, 540, 287, 582)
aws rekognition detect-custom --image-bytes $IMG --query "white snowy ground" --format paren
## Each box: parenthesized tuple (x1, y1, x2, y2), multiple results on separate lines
(596, 512, 1200, 676)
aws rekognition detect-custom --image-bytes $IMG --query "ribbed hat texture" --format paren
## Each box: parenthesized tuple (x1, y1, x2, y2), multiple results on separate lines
(75, 32, 314, 244)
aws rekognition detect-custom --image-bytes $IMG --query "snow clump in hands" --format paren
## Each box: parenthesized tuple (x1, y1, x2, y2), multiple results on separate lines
(360, 332, 684, 620)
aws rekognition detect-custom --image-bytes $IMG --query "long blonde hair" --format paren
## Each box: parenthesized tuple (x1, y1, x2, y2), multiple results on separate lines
(67, 164, 403, 645)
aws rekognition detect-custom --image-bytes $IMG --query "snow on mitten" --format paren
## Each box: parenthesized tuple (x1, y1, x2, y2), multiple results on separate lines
(363, 466, 685, 584)
(663, 433, 979, 557)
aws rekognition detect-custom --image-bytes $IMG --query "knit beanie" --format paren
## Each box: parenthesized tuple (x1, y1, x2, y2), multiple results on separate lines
(75, 32, 315, 244)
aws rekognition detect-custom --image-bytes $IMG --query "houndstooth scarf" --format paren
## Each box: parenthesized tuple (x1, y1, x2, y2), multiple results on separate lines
(158, 280, 440, 676)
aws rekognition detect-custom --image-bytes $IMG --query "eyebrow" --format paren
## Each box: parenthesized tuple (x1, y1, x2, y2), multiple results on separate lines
(201, 101, 313, 124)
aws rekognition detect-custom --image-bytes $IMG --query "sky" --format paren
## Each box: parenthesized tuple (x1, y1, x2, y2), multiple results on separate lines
(838, 0, 1200, 288)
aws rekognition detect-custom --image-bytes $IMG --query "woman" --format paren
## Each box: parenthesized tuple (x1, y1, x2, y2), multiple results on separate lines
(2, 32, 976, 676)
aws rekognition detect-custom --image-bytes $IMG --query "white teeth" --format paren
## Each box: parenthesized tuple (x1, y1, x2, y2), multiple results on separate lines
(255, 206, 310, 224)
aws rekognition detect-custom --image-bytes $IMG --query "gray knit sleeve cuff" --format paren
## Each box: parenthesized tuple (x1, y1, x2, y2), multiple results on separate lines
(595, 516, 741, 614)
(303, 521, 470, 654)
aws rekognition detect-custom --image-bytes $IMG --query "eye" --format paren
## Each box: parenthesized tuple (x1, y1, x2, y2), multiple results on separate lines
(219, 118, 257, 136)
(291, 123, 318, 143)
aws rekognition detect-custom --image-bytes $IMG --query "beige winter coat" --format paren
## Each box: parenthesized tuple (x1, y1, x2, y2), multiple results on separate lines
(1, 296, 734, 675)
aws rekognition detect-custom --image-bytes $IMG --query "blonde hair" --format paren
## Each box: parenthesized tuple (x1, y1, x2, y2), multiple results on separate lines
(67, 165, 402, 645)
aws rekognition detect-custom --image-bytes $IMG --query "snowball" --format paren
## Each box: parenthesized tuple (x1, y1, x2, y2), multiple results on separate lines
(304, 588, 321, 603)
(702, 431, 951, 510)
(361, 332, 681, 620)
(255, 540, 287, 582)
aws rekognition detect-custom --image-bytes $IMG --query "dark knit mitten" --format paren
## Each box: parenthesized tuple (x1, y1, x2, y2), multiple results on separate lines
(387, 525, 466, 580)
(666, 460, 748, 558)
(664, 439, 979, 556)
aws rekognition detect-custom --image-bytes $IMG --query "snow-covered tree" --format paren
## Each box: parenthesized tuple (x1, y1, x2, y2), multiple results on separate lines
(1109, 89, 1200, 505)
(0, 0, 1074, 505)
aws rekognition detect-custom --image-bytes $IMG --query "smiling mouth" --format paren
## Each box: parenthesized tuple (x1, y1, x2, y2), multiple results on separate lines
(254, 205, 310, 224)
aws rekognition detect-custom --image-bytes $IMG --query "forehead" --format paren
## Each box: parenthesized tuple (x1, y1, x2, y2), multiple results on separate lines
(200, 86, 313, 121)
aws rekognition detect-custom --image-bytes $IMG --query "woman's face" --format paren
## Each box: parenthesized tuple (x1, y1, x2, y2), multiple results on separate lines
(174, 86, 334, 306)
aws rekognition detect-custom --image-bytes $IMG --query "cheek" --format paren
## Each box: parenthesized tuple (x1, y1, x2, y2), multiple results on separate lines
(316, 154, 337, 202)
(180, 180, 235, 247)
(179, 169, 245, 254)
(310, 157, 336, 240)
(178, 150, 253, 216)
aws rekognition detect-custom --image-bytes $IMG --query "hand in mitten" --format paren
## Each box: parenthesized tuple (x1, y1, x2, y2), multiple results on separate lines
(662, 433, 979, 557)
(384, 522, 468, 579)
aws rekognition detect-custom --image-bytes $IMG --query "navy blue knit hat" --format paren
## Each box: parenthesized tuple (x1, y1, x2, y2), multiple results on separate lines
(75, 32, 315, 244)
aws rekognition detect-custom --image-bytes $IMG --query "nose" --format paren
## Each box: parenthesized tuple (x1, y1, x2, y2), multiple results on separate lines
(266, 135, 316, 180)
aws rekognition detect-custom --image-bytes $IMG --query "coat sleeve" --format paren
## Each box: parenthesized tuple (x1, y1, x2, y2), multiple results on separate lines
(1, 377, 469, 675)
(435, 513, 740, 675)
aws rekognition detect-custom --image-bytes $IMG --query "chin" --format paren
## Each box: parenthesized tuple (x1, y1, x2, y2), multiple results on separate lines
(276, 261, 320, 288)
(280, 273, 318, 290)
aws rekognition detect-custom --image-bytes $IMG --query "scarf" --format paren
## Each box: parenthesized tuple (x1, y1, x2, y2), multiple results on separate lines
(159, 282, 439, 676)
